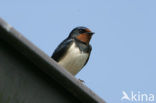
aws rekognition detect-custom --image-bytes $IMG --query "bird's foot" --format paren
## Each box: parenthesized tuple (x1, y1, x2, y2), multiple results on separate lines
(78, 79, 85, 83)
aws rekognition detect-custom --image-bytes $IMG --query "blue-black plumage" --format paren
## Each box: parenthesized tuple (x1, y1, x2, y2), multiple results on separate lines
(52, 26, 94, 75)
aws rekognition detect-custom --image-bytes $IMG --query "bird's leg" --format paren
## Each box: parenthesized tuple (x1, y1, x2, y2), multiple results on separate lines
(78, 79, 85, 83)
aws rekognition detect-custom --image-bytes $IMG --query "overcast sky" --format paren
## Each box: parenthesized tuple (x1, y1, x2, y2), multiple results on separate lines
(1, 0, 156, 103)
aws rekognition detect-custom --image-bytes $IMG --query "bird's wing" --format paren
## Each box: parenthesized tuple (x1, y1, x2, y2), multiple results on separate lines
(51, 38, 73, 62)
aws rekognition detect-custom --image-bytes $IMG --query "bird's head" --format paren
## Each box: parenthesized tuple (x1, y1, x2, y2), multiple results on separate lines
(68, 26, 94, 44)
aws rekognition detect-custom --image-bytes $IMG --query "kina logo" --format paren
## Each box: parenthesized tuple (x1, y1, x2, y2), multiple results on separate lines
(121, 91, 155, 102)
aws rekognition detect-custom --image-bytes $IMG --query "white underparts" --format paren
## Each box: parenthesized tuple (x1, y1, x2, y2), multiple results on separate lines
(58, 42, 89, 75)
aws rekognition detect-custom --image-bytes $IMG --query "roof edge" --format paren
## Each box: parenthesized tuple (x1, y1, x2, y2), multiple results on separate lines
(0, 18, 106, 103)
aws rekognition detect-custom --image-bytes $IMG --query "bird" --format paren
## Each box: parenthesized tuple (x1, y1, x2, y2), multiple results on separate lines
(51, 26, 94, 76)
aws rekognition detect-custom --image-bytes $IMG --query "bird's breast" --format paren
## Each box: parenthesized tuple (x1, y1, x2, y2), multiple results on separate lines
(58, 42, 89, 75)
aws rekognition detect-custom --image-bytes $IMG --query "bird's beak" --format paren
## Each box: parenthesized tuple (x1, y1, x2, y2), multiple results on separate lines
(87, 32, 94, 36)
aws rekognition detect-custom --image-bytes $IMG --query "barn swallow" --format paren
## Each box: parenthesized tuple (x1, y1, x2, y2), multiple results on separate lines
(51, 26, 94, 76)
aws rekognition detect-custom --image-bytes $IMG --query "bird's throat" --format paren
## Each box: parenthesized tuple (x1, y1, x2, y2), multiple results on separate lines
(76, 33, 91, 44)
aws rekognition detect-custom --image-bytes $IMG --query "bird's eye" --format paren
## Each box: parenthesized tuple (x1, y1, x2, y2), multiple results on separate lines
(79, 29, 86, 33)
